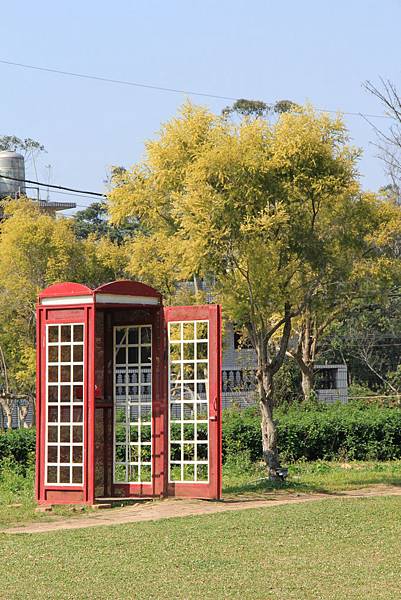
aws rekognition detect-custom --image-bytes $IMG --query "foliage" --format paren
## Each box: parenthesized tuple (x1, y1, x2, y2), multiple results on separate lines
(0, 199, 125, 405)
(221, 98, 300, 118)
(73, 201, 140, 243)
(108, 101, 391, 477)
(0, 135, 45, 159)
(320, 295, 401, 392)
(222, 402, 401, 463)
(0, 428, 35, 467)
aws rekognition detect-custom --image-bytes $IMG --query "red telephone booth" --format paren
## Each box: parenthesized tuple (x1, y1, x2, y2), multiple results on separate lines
(35, 281, 222, 505)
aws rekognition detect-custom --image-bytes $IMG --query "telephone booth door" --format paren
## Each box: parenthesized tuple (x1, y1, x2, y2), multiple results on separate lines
(164, 305, 222, 499)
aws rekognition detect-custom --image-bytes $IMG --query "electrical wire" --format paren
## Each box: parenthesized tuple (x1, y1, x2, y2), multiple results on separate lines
(0, 174, 105, 197)
(0, 58, 393, 120)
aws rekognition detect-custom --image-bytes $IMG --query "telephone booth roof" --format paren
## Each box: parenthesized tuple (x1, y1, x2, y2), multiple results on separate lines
(38, 280, 162, 307)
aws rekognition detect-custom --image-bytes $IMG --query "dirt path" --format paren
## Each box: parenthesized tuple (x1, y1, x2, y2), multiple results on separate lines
(4, 485, 401, 535)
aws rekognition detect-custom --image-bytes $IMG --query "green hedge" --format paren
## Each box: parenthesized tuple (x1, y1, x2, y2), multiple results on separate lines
(3, 402, 401, 469)
(223, 402, 401, 462)
(0, 428, 36, 467)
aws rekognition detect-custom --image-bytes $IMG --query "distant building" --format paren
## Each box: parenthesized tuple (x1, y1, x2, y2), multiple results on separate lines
(0, 151, 75, 217)
(222, 323, 348, 408)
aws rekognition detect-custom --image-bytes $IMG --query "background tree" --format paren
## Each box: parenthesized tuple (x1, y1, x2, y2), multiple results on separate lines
(73, 200, 140, 243)
(0, 135, 45, 159)
(108, 102, 376, 478)
(364, 79, 401, 198)
(287, 194, 401, 399)
(222, 98, 300, 119)
(0, 198, 124, 426)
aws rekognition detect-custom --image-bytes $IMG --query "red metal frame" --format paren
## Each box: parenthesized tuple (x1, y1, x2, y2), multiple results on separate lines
(36, 281, 221, 505)
(164, 304, 222, 500)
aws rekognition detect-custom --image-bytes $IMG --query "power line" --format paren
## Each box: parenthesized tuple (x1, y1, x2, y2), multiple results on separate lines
(0, 174, 105, 197)
(0, 58, 393, 120)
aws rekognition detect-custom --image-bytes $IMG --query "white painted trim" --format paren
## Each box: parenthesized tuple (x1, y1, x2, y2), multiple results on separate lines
(41, 295, 94, 306)
(95, 294, 160, 305)
(41, 294, 160, 306)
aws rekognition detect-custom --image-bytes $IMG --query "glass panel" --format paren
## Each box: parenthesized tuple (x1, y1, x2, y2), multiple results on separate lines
(73, 325, 84, 342)
(72, 406, 83, 422)
(197, 342, 208, 360)
(183, 343, 194, 360)
(129, 465, 138, 482)
(128, 347, 138, 364)
(168, 319, 209, 483)
(72, 446, 83, 463)
(183, 464, 195, 481)
(48, 406, 58, 422)
(140, 346, 151, 364)
(141, 327, 152, 344)
(170, 443, 181, 461)
(47, 446, 58, 463)
(47, 466, 57, 483)
(60, 466, 70, 483)
(60, 406, 70, 423)
(60, 386, 71, 402)
(61, 326, 71, 343)
(48, 346, 58, 363)
(141, 425, 151, 442)
(48, 426, 58, 443)
(114, 464, 126, 481)
(183, 444, 194, 461)
(48, 326, 59, 343)
(116, 329, 126, 344)
(113, 325, 153, 484)
(127, 328, 138, 344)
(141, 465, 151, 482)
(60, 366, 71, 382)
(48, 386, 58, 403)
(196, 322, 208, 340)
(129, 425, 139, 442)
(72, 385, 83, 402)
(72, 466, 82, 483)
(73, 345, 83, 362)
(169, 343, 181, 361)
(183, 322, 195, 340)
(59, 446, 70, 463)
(183, 363, 194, 380)
(197, 464, 208, 481)
(115, 423, 127, 443)
(130, 445, 139, 461)
(72, 426, 83, 443)
(170, 464, 181, 481)
(48, 366, 58, 383)
(60, 426, 70, 443)
(60, 345, 71, 362)
(197, 443, 208, 460)
(169, 323, 181, 341)
(73, 365, 83, 382)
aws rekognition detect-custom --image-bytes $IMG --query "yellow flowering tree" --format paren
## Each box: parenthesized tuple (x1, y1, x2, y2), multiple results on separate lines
(108, 103, 395, 477)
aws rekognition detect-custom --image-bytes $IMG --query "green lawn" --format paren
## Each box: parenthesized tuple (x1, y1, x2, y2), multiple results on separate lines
(1, 496, 400, 599)
(1, 459, 401, 528)
(222, 458, 401, 497)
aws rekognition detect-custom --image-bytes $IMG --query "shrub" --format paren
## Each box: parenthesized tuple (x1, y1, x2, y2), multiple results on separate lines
(222, 402, 401, 463)
(0, 428, 36, 469)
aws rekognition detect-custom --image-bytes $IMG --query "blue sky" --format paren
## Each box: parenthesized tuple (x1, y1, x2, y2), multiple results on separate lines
(1, 0, 400, 213)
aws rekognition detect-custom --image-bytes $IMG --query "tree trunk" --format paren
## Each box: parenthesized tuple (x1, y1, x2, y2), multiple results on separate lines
(4, 406, 12, 430)
(301, 365, 314, 400)
(258, 366, 281, 479)
(18, 402, 30, 428)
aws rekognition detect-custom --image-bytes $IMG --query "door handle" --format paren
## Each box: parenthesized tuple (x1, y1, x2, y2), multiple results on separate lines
(209, 397, 218, 421)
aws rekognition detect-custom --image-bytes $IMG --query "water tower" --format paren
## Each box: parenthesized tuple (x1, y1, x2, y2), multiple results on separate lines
(0, 150, 76, 213)
(0, 151, 26, 198)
